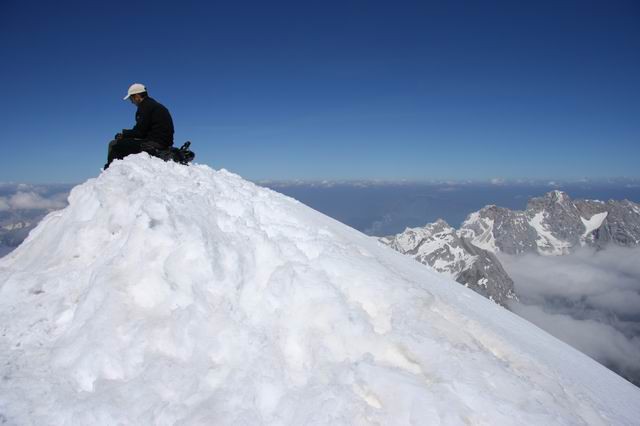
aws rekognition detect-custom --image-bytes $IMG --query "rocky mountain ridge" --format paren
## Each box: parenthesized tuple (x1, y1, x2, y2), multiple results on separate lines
(460, 190, 640, 255)
(379, 219, 516, 307)
(380, 190, 640, 304)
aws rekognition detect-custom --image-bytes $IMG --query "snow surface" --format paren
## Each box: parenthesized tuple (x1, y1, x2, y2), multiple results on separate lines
(1, 154, 639, 425)
(580, 212, 608, 243)
(529, 212, 572, 255)
(459, 213, 498, 253)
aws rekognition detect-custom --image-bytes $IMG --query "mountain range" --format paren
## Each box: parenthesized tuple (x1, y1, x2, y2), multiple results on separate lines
(380, 190, 640, 306)
(1, 212, 45, 257)
(460, 190, 640, 255)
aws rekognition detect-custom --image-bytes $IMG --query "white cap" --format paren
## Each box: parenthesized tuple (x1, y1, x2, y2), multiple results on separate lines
(123, 83, 147, 100)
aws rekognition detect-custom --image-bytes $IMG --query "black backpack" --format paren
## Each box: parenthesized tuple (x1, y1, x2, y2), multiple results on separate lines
(149, 141, 195, 165)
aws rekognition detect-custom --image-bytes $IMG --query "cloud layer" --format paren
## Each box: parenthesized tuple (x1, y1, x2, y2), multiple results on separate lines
(500, 247, 640, 386)
(0, 184, 70, 212)
(0, 191, 67, 211)
(1, 184, 72, 258)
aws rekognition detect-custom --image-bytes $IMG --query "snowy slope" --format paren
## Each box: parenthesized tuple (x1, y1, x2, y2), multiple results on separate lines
(1, 155, 639, 425)
(580, 212, 608, 243)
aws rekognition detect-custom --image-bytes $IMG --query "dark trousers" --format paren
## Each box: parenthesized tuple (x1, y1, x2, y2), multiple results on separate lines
(105, 139, 163, 168)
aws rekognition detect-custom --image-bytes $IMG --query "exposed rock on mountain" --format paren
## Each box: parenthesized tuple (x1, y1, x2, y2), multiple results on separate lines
(1, 213, 42, 257)
(460, 190, 640, 255)
(380, 220, 516, 306)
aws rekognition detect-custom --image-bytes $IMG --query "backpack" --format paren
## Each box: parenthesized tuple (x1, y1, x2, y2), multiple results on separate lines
(149, 141, 195, 165)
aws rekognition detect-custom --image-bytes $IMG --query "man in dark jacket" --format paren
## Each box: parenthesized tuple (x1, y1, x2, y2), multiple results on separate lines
(105, 83, 174, 169)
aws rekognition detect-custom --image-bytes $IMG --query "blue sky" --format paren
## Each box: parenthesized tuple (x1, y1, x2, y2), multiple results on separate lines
(1, 0, 638, 183)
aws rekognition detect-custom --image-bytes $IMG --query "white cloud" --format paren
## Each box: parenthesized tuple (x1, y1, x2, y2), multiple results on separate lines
(587, 290, 640, 316)
(500, 247, 640, 303)
(499, 246, 640, 385)
(436, 186, 460, 192)
(510, 303, 640, 375)
(4, 192, 66, 211)
(16, 183, 32, 191)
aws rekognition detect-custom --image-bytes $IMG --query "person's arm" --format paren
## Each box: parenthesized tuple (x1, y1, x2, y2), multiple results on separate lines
(122, 104, 153, 139)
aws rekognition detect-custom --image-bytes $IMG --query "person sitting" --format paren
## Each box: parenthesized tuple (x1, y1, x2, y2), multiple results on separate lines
(105, 83, 174, 169)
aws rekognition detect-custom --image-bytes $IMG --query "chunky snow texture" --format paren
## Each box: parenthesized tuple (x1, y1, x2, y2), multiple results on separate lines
(1, 154, 639, 425)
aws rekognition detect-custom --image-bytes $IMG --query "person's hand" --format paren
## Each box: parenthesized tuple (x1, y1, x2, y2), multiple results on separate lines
(114, 132, 123, 141)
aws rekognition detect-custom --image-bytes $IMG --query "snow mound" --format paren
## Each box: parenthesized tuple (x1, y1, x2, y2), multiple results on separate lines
(1, 154, 639, 425)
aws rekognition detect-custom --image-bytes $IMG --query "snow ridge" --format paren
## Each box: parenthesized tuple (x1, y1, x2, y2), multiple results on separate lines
(1, 155, 639, 425)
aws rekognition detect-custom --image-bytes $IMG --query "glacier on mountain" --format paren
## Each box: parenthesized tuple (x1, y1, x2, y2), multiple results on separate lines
(1, 155, 639, 425)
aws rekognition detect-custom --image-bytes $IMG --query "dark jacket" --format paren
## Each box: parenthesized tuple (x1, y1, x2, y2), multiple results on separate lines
(122, 97, 174, 147)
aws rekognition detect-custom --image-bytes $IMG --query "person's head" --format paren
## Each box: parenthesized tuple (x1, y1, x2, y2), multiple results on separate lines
(129, 91, 147, 106)
(123, 83, 148, 105)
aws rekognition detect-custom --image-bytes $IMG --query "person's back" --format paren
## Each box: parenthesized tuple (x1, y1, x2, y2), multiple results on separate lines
(123, 95, 174, 148)
(104, 83, 175, 168)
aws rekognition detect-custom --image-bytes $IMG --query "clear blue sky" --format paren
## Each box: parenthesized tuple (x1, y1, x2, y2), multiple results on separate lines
(1, 0, 638, 183)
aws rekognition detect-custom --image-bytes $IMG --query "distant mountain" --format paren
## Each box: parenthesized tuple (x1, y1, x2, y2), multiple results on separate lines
(0, 184, 71, 258)
(380, 220, 516, 307)
(459, 190, 640, 255)
(0, 211, 48, 256)
(380, 190, 640, 304)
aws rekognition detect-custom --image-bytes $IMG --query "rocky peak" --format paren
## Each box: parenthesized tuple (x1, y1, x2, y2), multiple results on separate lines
(461, 192, 640, 255)
(527, 190, 573, 211)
